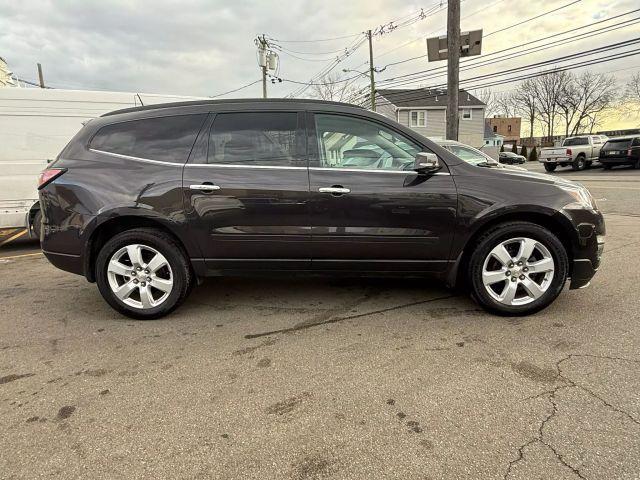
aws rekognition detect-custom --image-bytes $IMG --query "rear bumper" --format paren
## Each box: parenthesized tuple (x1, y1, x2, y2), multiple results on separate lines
(599, 156, 635, 165)
(539, 157, 571, 164)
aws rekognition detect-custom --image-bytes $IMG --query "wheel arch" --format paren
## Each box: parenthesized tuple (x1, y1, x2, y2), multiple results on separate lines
(84, 215, 193, 283)
(450, 210, 576, 289)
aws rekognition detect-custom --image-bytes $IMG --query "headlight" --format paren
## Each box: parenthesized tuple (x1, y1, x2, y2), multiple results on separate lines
(560, 184, 598, 210)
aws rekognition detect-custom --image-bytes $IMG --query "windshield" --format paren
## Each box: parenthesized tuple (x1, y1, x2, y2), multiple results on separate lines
(563, 137, 589, 146)
(446, 145, 498, 166)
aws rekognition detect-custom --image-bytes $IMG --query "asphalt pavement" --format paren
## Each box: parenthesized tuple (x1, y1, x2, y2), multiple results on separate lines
(1, 161, 639, 479)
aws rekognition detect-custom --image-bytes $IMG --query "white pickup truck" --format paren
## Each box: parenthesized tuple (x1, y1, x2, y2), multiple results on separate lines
(538, 135, 607, 172)
(0, 87, 205, 241)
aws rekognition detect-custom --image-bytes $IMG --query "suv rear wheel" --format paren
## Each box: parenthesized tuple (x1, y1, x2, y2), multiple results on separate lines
(468, 222, 569, 315)
(95, 228, 193, 319)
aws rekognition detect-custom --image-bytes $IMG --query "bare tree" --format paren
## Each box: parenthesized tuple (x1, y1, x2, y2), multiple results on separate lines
(529, 69, 573, 141)
(625, 72, 640, 118)
(493, 91, 517, 117)
(567, 72, 617, 135)
(512, 78, 537, 142)
(474, 88, 496, 116)
(309, 72, 362, 104)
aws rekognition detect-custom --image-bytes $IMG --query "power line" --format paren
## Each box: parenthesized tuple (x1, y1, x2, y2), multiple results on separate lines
(485, 0, 582, 38)
(374, 14, 640, 90)
(372, 44, 640, 107)
(209, 79, 263, 98)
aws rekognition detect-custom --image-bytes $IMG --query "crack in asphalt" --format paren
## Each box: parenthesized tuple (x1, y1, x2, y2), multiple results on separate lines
(505, 354, 640, 479)
(244, 294, 457, 339)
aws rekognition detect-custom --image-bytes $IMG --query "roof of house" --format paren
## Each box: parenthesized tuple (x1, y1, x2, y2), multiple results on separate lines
(376, 88, 485, 108)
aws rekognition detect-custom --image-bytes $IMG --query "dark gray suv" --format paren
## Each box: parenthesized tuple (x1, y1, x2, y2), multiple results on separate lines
(38, 99, 605, 319)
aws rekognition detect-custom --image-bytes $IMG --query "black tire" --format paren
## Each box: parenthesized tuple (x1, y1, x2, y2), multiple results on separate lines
(467, 221, 569, 316)
(95, 228, 193, 320)
(31, 209, 42, 240)
(544, 163, 557, 172)
(634, 159, 640, 169)
(586, 161, 592, 168)
(603, 164, 612, 170)
(572, 155, 586, 171)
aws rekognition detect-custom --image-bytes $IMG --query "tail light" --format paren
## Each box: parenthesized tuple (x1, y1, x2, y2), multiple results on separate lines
(38, 168, 66, 190)
(566, 148, 572, 156)
(628, 149, 633, 156)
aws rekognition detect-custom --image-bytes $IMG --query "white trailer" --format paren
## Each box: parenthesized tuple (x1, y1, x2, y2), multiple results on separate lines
(0, 88, 206, 239)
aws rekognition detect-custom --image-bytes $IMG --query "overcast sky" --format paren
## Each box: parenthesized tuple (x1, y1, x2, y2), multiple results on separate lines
(2, 0, 639, 128)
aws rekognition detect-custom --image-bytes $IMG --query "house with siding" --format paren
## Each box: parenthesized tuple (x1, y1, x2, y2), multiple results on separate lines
(375, 88, 486, 147)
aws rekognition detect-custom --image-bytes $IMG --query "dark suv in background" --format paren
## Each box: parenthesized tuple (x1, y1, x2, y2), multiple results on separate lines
(599, 137, 640, 169)
(38, 99, 605, 319)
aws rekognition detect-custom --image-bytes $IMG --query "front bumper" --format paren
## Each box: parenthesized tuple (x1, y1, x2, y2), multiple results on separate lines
(569, 234, 605, 289)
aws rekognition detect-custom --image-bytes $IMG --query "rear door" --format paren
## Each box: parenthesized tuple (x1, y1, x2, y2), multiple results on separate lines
(183, 110, 310, 273)
(307, 112, 457, 274)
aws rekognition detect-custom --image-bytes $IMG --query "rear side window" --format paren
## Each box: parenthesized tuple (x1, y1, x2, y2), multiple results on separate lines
(208, 112, 302, 167)
(563, 137, 589, 146)
(90, 114, 207, 163)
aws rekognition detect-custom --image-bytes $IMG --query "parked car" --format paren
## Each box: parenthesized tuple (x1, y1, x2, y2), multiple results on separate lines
(498, 151, 526, 165)
(436, 140, 526, 171)
(39, 99, 605, 319)
(598, 137, 640, 169)
(538, 135, 607, 171)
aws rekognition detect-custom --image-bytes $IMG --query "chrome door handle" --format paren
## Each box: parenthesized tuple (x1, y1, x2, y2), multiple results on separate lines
(190, 184, 221, 192)
(319, 187, 350, 194)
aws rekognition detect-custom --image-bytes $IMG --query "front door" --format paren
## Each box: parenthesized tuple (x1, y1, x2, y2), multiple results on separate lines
(183, 110, 310, 273)
(308, 112, 457, 273)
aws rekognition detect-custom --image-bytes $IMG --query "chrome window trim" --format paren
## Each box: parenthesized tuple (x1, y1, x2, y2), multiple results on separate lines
(309, 167, 450, 175)
(185, 163, 307, 170)
(88, 149, 451, 175)
(89, 149, 183, 166)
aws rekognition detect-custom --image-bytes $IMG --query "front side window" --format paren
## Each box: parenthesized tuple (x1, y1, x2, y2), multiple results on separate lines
(90, 114, 207, 163)
(208, 112, 301, 166)
(409, 110, 426, 127)
(315, 114, 421, 171)
(447, 145, 496, 166)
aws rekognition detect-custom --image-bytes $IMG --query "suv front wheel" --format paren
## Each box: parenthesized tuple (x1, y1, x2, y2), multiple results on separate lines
(468, 222, 569, 315)
(95, 228, 193, 319)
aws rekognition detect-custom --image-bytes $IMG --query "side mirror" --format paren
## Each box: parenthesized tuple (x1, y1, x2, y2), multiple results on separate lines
(414, 152, 440, 173)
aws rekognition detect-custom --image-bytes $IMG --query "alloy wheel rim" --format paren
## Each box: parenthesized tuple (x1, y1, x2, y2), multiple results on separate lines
(481, 237, 555, 306)
(106, 244, 173, 309)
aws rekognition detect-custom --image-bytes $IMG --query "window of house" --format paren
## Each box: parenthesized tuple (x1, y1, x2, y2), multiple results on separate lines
(462, 108, 472, 120)
(493, 125, 497, 133)
(409, 110, 426, 127)
(90, 114, 207, 163)
(315, 114, 421, 171)
(207, 112, 301, 166)
(508, 125, 512, 132)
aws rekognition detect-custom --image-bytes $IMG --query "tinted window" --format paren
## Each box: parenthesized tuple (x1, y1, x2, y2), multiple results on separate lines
(563, 137, 589, 146)
(315, 114, 420, 171)
(91, 114, 206, 162)
(208, 112, 301, 166)
(604, 139, 632, 149)
(448, 145, 496, 166)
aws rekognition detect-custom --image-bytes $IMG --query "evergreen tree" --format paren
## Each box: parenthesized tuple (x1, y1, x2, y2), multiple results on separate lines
(520, 145, 528, 159)
(528, 147, 538, 162)
(500, 143, 505, 153)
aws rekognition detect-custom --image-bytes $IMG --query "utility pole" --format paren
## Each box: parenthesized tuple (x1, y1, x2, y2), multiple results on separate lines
(256, 35, 269, 99)
(37, 63, 45, 88)
(367, 29, 376, 111)
(446, 0, 460, 140)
